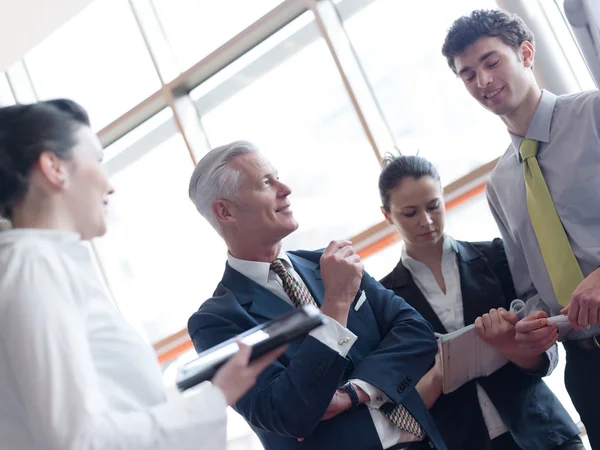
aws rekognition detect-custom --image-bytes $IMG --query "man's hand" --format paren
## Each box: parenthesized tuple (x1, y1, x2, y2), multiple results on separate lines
(476, 308, 550, 372)
(474, 308, 519, 353)
(212, 343, 287, 406)
(321, 384, 369, 421)
(296, 383, 368, 441)
(321, 390, 352, 421)
(561, 268, 600, 329)
(416, 351, 443, 409)
(319, 240, 364, 327)
(514, 311, 559, 356)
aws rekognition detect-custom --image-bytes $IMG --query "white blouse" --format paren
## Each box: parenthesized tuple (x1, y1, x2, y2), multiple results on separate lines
(0, 229, 227, 450)
(401, 236, 509, 440)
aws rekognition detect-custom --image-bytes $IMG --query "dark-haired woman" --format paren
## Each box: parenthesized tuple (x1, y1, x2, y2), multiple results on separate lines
(0, 99, 284, 450)
(378, 155, 583, 450)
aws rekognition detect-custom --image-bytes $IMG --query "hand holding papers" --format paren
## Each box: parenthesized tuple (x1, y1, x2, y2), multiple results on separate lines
(439, 299, 566, 394)
(438, 324, 509, 394)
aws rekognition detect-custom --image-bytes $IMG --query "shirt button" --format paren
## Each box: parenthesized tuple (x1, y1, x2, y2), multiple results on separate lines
(376, 396, 383, 402)
(338, 337, 350, 345)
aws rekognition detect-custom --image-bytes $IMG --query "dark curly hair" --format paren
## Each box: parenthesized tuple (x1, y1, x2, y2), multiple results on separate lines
(379, 154, 440, 212)
(442, 9, 535, 74)
(0, 99, 90, 219)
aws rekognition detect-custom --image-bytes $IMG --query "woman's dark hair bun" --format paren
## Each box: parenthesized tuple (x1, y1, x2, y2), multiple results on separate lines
(0, 99, 90, 218)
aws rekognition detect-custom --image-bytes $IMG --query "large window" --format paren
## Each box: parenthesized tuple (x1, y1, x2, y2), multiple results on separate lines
(24, 0, 161, 131)
(343, 0, 510, 184)
(8, 0, 594, 447)
(0, 73, 14, 106)
(194, 13, 384, 251)
(151, 0, 284, 72)
(96, 112, 227, 343)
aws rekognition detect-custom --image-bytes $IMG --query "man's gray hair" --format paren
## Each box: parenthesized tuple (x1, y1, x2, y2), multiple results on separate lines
(188, 140, 258, 235)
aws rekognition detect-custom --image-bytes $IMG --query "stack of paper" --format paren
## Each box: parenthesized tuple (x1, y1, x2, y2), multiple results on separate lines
(439, 325, 509, 394)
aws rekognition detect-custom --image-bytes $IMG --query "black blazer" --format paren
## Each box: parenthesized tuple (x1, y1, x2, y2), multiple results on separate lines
(380, 238, 579, 450)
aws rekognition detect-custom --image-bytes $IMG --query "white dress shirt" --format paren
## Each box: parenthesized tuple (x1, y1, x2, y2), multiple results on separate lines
(0, 229, 228, 450)
(401, 236, 509, 440)
(227, 252, 420, 447)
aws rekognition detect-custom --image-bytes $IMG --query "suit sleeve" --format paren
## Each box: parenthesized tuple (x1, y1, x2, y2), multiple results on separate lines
(189, 305, 349, 439)
(349, 272, 437, 405)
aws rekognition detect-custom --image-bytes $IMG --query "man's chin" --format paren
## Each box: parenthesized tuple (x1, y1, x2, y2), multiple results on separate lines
(285, 220, 299, 234)
(276, 220, 299, 241)
(482, 99, 516, 117)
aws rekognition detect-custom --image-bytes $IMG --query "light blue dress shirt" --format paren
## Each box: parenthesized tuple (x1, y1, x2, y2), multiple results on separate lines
(486, 89, 600, 340)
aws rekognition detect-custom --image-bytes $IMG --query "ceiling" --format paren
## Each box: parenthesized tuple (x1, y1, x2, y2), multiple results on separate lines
(0, 0, 95, 72)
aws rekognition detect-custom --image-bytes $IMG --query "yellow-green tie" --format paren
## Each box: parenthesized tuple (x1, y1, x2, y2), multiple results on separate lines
(520, 138, 583, 307)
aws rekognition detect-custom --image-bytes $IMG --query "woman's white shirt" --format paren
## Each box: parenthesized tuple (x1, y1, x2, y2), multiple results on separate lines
(0, 229, 227, 450)
(401, 236, 509, 440)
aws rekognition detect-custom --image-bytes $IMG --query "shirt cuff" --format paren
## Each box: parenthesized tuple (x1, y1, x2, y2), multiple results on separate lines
(348, 379, 389, 409)
(309, 318, 357, 357)
(542, 345, 558, 377)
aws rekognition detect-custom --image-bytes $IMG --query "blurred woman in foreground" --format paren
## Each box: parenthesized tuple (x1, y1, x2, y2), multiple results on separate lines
(0, 99, 283, 450)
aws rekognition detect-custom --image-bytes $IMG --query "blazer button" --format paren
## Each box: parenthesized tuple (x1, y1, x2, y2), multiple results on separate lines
(397, 386, 405, 393)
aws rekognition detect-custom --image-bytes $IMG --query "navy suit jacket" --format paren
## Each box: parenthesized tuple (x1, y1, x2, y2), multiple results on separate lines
(380, 239, 580, 450)
(188, 249, 447, 450)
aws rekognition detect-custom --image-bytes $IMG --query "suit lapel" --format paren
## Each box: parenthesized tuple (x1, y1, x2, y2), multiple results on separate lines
(387, 261, 448, 334)
(221, 263, 294, 323)
(456, 241, 499, 326)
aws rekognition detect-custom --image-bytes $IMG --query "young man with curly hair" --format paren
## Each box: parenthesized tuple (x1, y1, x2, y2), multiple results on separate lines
(442, 9, 600, 447)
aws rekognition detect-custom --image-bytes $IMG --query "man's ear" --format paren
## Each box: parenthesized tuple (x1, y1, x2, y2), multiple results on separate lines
(519, 41, 535, 69)
(380, 205, 393, 225)
(37, 151, 68, 189)
(212, 199, 236, 225)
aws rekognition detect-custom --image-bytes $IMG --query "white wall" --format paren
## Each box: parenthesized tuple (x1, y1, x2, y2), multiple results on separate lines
(0, 0, 96, 72)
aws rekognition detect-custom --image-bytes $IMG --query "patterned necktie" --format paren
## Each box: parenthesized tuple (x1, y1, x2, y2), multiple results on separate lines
(520, 138, 583, 307)
(270, 259, 317, 308)
(382, 404, 425, 439)
(271, 259, 423, 438)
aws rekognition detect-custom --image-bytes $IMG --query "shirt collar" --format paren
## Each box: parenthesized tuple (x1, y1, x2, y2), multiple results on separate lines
(0, 228, 91, 262)
(227, 250, 292, 287)
(510, 89, 557, 160)
(0, 228, 81, 245)
(401, 234, 457, 269)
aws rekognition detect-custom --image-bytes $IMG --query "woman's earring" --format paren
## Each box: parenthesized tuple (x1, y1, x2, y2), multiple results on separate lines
(59, 178, 66, 186)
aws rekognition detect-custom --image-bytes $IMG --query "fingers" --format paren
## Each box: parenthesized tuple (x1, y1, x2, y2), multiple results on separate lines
(515, 323, 557, 346)
(499, 308, 519, 325)
(480, 312, 492, 330)
(515, 313, 548, 333)
(571, 295, 600, 329)
(520, 327, 559, 354)
(474, 317, 484, 337)
(589, 306, 600, 327)
(323, 240, 353, 257)
(487, 309, 498, 327)
(567, 299, 581, 330)
(578, 301, 589, 328)
(355, 262, 365, 277)
(538, 328, 559, 351)
(230, 342, 252, 366)
(346, 254, 361, 265)
(336, 244, 356, 259)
